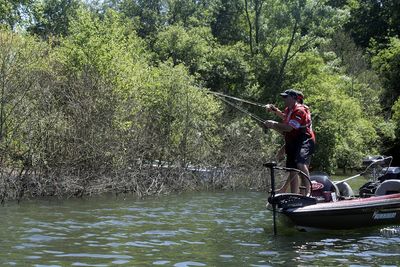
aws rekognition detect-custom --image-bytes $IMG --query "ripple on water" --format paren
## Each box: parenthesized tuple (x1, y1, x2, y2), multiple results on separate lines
(92, 220, 129, 227)
(111, 259, 131, 265)
(142, 230, 178, 237)
(55, 253, 133, 260)
(148, 240, 180, 246)
(26, 228, 43, 233)
(237, 242, 262, 247)
(219, 254, 234, 258)
(23, 234, 62, 243)
(14, 243, 46, 250)
(174, 261, 206, 267)
(153, 260, 171, 265)
(125, 241, 154, 248)
(180, 240, 206, 245)
(258, 251, 278, 256)
(2, 192, 400, 266)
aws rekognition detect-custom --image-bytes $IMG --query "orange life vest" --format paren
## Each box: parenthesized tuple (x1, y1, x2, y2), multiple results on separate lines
(283, 103, 315, 142)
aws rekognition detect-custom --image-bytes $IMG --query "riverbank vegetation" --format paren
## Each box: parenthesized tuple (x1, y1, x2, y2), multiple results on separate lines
(0, 0, 399, 201)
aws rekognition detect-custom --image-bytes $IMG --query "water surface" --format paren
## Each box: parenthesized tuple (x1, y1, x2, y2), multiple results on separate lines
(0, 191, 399, 266)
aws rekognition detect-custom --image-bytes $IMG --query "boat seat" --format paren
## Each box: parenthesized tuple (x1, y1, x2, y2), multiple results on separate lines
(375, 180, 400, 196)
(310, 172, 339, 201)
(336, 182, 355, 197)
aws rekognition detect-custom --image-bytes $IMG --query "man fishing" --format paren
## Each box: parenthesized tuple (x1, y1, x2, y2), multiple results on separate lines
(264, 89, 315, 195)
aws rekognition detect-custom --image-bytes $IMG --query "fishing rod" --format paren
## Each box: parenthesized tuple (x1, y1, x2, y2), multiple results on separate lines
(213, 94, 265, 124)
(207, 91, 267, 108)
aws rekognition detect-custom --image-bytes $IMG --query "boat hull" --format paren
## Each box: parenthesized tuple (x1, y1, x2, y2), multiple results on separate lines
(278, 193, 400, 230)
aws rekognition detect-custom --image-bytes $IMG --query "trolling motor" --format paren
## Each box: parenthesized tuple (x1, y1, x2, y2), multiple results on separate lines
(264, 162, 278, 235)
(264, 162, 317, 235)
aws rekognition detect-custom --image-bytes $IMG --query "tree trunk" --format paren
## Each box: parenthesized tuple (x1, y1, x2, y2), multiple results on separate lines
(244, 0, 254, 55)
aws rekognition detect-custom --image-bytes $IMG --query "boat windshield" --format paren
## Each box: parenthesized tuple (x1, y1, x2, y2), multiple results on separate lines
(362, 156, 393, 181)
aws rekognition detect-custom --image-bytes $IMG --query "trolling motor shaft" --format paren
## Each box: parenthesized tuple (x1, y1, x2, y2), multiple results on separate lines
(264, 162, 278, 235)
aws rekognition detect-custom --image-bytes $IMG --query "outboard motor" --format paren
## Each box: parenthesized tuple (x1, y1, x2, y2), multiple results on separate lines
(310, 172, 338, 202)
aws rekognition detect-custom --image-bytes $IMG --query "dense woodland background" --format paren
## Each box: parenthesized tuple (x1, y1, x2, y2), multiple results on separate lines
(0, 0, 399, 200)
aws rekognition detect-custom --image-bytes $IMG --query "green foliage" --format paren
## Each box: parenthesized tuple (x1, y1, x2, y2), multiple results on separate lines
(0, 30, 50, 169)
(136, 63, 221, 165)
(0, 0, 32, 29)
(1, 0, 399, 199)
(51, 7, 222, 172)
(392, 98, 400, 145)
(393, 98, 400, 123)
(200, 42, 256, 96)
(115, 0, 163, 39)
(291, 51, 382, 173)
(216, 116, 276, 188)
(165, 0, 217, 27)
(211, 0, 243, 44)
(41, 8, 149, 173)
(344, 0, 400, 48)
(27, 0, 81, 39)
(371, 37, 400, 110)
(153, 25, 214, 74)
(250, 0, 348, 93)
(55, 8, 147, 91)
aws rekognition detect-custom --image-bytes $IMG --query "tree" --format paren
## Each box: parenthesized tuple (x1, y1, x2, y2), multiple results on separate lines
(247, 0, 347, 94)
(317, 31, 384, 120)
(286, 50, 383, 172)
(0, 0, 32, 29)
(166, 0, 204, 26)
(388, 98, 400, 164)
(371, 37, 400, 111)
(135, 63, 221, 166)
(0, 29, 56, 200)
(199, 42, 256, 97)
(47, 8, 148, 174)
(0, 30, 47, 158)
(27, 0, 81, 39)
(54, 7, 222, 172)
(371, 38, 400, 164)
(110, 0, 164, 39)
(392, 98, 400, 139)
(153, 25, 214, 74)
(243, 0, 265, 55)
(211, 0, 243, 44)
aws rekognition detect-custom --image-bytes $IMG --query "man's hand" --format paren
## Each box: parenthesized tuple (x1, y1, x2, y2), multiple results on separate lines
(265, 104, 278, 112)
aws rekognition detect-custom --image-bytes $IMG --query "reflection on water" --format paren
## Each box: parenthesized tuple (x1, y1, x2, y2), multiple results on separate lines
(0, 191, 399, 266)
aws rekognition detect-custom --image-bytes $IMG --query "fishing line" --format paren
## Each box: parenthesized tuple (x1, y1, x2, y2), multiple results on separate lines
(214, 94, 265, 124)
(207, 91, 266, 108)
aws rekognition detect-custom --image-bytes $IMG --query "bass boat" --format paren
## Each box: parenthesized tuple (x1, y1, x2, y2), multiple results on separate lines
(266, 156, 400, 233)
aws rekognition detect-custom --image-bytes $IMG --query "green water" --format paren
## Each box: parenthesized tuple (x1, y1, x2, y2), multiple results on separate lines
(0, 191, 399, 266)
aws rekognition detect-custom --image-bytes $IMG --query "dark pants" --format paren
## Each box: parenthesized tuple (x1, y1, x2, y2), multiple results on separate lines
(285, 138, 315, 168)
